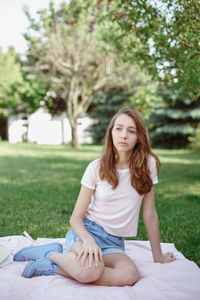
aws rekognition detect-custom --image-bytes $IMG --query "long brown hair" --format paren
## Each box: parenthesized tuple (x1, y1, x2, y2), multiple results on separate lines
(99, 108, 161, 195)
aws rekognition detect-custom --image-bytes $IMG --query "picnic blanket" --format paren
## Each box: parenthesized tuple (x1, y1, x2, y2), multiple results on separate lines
(0, 234, 200, 300)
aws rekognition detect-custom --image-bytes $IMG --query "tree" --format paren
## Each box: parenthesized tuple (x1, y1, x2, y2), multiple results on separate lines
(103, 0, 200, 98)
(0, 47, 23, 115)
(188, 125, 200, 151)
(148, 88, 200, 148)
(88, 87, 131, 143)
(100, 0, 200, 148)
(0, 47, 23, 140)
(102, 0, 200, 100)
(23, 0, 146, 148)
(0, 46, 47, 141)
(88, 83, 162, 143)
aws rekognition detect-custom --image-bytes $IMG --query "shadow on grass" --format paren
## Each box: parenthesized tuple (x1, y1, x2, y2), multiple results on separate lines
(0, 155, 90, 194)
(1, 142, 103, 154)
(0, 154, 94, 238)
(158, 161, 200, 182)
(176, 193, 200, 204)
(155, 149, 200, 161)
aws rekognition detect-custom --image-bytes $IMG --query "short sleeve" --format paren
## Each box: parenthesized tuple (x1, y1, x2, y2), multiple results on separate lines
(148, 156, 158, 185)
(81, 159, 99, 190)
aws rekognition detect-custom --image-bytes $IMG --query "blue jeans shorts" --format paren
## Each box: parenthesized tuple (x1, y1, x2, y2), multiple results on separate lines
(65, 217, 125, 256)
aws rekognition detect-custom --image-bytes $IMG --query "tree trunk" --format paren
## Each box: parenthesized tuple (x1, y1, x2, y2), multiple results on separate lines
(71, 122, 79, 148)
(67, 76, 81, 148)
(0, 117, 8, 140)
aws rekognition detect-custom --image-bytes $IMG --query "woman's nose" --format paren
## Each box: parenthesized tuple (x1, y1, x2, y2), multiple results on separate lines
(121, 130, 127, 138)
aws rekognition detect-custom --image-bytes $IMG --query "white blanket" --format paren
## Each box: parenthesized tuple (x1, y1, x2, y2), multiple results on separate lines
(0, 235, 199, 300)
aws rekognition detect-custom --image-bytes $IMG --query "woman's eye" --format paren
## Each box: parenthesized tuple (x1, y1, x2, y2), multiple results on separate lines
(116, 127, 121, 131)
(128, 130, 136, 134)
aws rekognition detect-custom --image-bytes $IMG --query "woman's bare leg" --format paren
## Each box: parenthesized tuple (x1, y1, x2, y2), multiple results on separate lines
(93, 253, 139, 286)
(49, 240, 139, 286)
(49, 241, 104, 283)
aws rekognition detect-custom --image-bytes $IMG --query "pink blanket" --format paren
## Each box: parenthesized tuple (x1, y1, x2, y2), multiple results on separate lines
(0, 235, 199, 300)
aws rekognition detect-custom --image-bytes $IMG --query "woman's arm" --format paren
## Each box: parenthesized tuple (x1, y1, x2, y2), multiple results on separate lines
(69, 185, 102, 267)
(142, 186, 175, 263)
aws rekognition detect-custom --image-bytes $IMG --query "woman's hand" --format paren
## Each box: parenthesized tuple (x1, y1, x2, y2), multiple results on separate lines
(76, 237, 102, 268)
(157, 252, 176, 263)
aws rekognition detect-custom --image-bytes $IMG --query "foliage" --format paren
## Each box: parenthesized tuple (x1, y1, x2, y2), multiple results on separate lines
(103, 0, 200, 98)
(95, 0, 200, 149)
(5, 75, 47, 116)
(0, 46, 46, 119)
(129, 86, 163, 120)
(23, 0, 145, 148)
(88, 83, 162, 143)
(188, 125, 200, 151)
(148, 88, 200, 148)
(0, 47, 23, 115)
(88, 87, 130, 143)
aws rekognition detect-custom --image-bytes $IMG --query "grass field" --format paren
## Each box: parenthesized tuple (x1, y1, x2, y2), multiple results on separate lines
(0, 142, 199, 266)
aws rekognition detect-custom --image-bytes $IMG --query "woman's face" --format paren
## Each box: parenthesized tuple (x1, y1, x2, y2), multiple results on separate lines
(112, 114, 138, 154)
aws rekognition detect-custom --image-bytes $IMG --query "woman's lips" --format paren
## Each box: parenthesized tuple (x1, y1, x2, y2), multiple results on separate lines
(118, 142, 128, 145)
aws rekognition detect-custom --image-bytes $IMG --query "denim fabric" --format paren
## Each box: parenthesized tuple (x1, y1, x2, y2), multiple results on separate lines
(65, 217, 125, 255)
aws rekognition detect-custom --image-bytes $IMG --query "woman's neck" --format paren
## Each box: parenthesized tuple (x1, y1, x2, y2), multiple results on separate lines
(115, 151, 131, 169)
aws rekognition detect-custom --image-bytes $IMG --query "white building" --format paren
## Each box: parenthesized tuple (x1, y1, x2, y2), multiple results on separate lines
(8, 108, 93, 145)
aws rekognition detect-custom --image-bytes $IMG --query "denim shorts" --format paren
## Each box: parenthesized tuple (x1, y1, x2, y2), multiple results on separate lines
(65, 217, 125, 256)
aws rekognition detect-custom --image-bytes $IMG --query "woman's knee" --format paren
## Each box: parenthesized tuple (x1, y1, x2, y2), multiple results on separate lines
(113, 265, 139, 286)
(122, 267, 139, 286)
(76, 260, 104, 283)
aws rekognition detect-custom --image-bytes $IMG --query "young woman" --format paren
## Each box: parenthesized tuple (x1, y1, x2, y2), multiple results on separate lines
(14, 108, 175, 286)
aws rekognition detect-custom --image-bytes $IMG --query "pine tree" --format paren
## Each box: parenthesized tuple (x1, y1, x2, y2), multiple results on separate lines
(148, 89, 200, 148)
(88, 88, 130, 143)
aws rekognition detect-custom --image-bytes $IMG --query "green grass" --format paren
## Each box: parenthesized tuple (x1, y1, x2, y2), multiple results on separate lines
(0, 142, 199, 266)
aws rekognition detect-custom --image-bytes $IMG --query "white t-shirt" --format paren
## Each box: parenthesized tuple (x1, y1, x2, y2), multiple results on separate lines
(81, 155, 158, 237)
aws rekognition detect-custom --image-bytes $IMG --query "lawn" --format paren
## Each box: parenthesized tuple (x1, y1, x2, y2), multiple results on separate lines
(0, 142, 199, 266)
